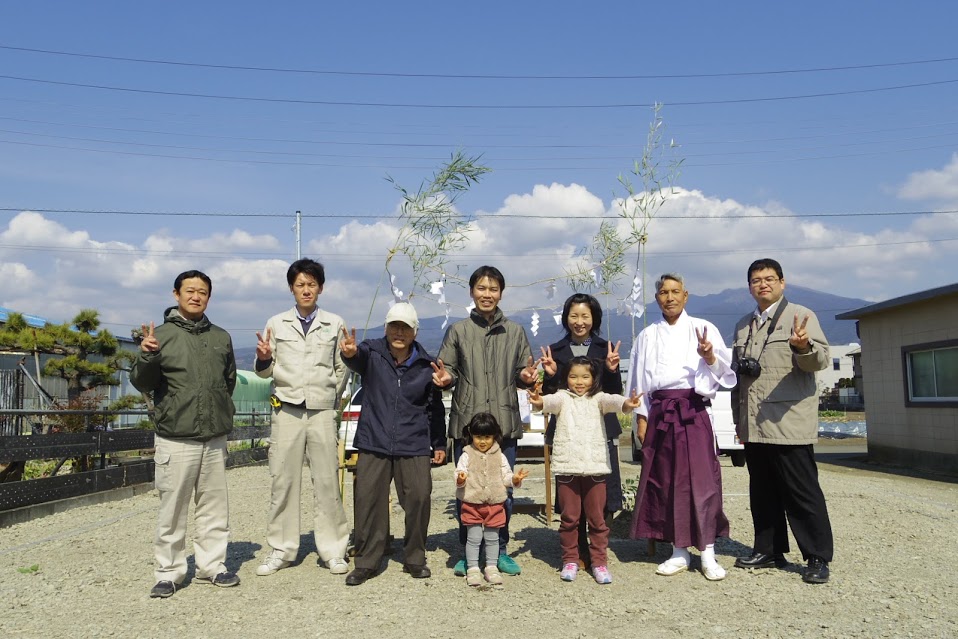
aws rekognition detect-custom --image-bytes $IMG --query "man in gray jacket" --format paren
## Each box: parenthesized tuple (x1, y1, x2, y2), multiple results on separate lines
(433, 265, 539, 576)
(730, 258, 833, 584)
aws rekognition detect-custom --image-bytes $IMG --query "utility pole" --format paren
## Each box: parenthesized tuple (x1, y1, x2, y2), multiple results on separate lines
(294, 210, 302, 260)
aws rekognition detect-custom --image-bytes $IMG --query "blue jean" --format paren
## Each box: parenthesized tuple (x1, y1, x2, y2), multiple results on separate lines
(453, 437, 516, 554)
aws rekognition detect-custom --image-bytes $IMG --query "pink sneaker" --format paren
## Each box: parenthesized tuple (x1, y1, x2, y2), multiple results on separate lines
(592, 565, 612, 584)
(560, 562, 578, 582)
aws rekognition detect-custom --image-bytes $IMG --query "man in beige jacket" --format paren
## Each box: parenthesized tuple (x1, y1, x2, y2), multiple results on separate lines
(254, 258, 350, 577)
(730, 258, 833, 584)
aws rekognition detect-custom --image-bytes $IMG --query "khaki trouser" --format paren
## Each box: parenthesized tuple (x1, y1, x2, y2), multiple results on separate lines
(264, 406, 349, 563)
(153, 434, 230, 584)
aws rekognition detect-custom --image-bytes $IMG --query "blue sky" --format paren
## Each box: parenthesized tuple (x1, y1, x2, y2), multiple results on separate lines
(2, 1, 957, 349)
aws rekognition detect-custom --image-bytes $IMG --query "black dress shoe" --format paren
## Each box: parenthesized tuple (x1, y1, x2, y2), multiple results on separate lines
(734, 552, 788, 569)
(345, 568, 376, 586)
(803, 556, 830, 584)
(402, 564, 431, 579)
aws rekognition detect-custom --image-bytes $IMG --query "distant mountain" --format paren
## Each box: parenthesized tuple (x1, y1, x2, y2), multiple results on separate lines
(233, 285, 867, 368)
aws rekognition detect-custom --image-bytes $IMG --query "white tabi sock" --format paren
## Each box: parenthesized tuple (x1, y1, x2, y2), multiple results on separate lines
(701, 544, 718, 569)
(664, 545, 691, 567)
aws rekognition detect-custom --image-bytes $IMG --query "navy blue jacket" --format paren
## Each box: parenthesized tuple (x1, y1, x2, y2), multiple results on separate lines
(341, 337, 446, 457)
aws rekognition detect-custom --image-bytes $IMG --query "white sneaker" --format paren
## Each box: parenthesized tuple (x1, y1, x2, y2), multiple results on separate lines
(483, 566, 504, 585)
(327, 558, 349, 575)
(256, 557, 290, 576)
(465, 567, 483, 587)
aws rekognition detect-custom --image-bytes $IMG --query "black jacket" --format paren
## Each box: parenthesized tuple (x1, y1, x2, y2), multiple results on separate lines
(542, 335, 624, 441)
(341, 337, 446, 457)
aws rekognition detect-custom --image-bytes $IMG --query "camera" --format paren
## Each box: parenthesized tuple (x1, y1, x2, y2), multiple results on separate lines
(733, 356, 762, 377)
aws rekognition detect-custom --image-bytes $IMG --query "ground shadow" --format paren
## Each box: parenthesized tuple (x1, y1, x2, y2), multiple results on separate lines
(226, 540, 262, 574)
(607, 509, 757, 569)
(511, 523, 562, 569)
(181, 539, 262, 587)
(816, 452, 958, 484)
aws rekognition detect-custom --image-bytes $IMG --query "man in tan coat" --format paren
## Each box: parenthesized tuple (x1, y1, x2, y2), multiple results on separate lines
(254, 258, 350, 577)
(730, 258, 834, 584)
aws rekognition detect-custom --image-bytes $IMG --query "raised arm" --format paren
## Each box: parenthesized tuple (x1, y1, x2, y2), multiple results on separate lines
(130, 321, 162, 392)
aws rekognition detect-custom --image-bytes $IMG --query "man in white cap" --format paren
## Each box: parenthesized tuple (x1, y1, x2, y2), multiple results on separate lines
(338, 302, 447, 586)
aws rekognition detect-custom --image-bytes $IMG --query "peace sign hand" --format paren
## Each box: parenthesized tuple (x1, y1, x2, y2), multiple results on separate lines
(789, 314, 811, 353)
(512, 467, 530, 486)
(432, 359, 452, 388)
(622, 387, 644, 412)
(339, 326, 358, 358)
(139, 322, 159, 353)
(526, 381, 544, 410)
(606, 340, 622, 372)
(539, 346, 557, 377)
(255, 327, 273, 361)
(519, 355, 541, 385)
(695, 326, 716, 366)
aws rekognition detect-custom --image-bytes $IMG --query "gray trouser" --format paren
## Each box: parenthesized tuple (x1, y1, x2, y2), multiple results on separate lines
(465, 525, 500, 569)
(352, 451, 432, 570)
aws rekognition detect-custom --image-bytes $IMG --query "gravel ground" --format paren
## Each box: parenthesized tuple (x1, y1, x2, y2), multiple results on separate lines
(1, 441, 956, 639)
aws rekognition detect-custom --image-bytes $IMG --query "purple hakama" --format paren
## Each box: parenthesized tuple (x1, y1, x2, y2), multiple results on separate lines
(630, 388, 729, 550)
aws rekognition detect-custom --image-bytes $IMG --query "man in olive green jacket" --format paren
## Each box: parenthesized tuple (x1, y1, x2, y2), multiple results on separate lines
(730, 258, 833, 585)
(132, 270, 238, 599)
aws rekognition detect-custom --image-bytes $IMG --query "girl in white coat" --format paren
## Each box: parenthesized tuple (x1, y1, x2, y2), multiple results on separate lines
(528, 356, 642, 584)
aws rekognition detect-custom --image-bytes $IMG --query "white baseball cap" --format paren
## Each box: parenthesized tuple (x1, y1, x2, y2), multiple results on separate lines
(385, 302, 419, 331)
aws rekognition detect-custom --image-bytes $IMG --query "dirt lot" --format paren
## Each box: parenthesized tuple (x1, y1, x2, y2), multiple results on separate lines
(1, 439, 955, 639)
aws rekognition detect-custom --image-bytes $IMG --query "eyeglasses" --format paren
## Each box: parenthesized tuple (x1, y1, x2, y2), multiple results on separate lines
(749, 276, 780, 287)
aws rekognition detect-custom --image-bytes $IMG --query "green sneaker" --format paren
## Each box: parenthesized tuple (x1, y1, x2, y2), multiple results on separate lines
(453, 559, 467, 577)
(497, 554, 521, 575)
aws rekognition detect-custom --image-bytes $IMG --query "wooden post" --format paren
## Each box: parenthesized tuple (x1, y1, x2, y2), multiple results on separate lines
(543, 442, 552, 525)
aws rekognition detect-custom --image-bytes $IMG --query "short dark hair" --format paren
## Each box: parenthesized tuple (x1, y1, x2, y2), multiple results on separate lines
(469, 265, 505, 291)
(287, 258, 326, 287)
(462, 412, 503, 445)
(561, 293, 603, 338)
(563, 355, 602, 397)
(747, 258, 784, 281)
(174, 270, 212, 294)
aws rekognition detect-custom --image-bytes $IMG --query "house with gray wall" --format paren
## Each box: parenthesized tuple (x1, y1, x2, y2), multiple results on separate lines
(837, 283, 958, 475)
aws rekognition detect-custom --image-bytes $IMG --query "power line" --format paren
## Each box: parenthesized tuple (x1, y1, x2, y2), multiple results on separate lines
(3, 44, 957, 80)
(2, 236, 955, 261)
(4, 121, 958, 161)
(4, 134, 957, 170)
(3, 206, 958, 220)
(2, 73, 957, 109)
(3, 113, 958, 149)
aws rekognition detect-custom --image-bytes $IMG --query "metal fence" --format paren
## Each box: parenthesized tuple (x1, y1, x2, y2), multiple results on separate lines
(0, 409, 271, 513)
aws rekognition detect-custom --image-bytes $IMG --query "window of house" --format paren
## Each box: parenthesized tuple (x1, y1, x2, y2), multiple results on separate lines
(904, 341, 958, 404)
(833, 358, 841, 371)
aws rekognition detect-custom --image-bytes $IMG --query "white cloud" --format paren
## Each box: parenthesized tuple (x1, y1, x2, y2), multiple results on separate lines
(898, 153, 958, 203)
(2, 179, 956, 349)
